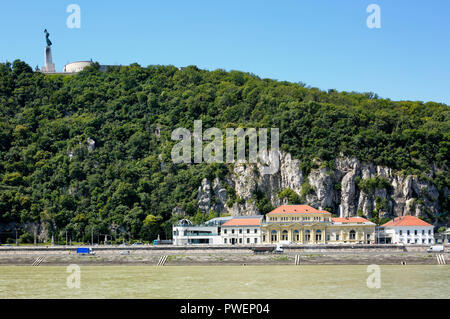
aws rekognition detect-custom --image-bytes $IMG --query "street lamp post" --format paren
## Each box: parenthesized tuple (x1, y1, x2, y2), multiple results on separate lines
(15, 228, 18, 246)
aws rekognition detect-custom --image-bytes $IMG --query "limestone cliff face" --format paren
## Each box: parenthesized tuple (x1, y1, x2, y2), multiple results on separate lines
(196, 151, 445, 224)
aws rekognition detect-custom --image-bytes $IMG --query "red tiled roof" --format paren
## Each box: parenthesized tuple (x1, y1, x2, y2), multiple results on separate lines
(332, 217, 372, 224)
(221, 218, 261, 227)
(381, 216, 432, 227)
(267, 205, 330, 215)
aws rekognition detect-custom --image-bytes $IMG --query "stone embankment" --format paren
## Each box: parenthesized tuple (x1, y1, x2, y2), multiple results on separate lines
(0, 244, 447, 266)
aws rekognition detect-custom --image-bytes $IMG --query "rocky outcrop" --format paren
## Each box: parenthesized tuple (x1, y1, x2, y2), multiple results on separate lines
(197, 178, 212, 213)
(195, 151, 446, 225)
(171, 206, 186, 216)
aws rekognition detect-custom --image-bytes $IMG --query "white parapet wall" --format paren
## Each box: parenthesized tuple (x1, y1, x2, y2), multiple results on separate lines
(64, 61, 94, 73)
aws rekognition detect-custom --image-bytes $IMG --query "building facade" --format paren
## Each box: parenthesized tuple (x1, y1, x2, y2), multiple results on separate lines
(172, 205, 378, 246)
(172, 217, 231, 245)
(261, 205, 375, 244)
(379, 216, 434, 245)
(221, 216, 263, 245)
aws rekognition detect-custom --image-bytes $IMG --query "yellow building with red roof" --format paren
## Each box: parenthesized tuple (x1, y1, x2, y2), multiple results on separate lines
(261, 205, 375, 244)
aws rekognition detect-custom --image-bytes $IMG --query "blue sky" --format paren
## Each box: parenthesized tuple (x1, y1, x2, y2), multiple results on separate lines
(1, 0, 449, 104)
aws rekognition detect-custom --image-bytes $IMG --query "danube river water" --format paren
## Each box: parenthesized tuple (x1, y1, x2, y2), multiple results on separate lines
(0, 265, 448, 298)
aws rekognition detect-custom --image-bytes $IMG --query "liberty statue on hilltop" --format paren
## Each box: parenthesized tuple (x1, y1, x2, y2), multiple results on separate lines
(44, 29, 52, 47)
(41, 28, 55, 73)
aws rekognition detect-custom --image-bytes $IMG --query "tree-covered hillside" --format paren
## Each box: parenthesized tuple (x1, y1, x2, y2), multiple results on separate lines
(0, 60, 448, 243)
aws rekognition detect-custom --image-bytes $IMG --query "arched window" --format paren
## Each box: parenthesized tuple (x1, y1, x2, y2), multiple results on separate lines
(349, 230, 356, 240)
(271, 230, 277, 242)
(293, 230, 300, 241)
(315, 229, 322, 241)
(305, 229, 311, 242)
(281, 230, 288, 241)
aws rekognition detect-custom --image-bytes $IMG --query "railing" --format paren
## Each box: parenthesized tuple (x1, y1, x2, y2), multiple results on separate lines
(262, 221, 331, 225)
(184, 233, 218, 237)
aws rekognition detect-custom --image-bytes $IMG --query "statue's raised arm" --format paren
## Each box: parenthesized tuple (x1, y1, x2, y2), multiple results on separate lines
(44, 29, 52, 47)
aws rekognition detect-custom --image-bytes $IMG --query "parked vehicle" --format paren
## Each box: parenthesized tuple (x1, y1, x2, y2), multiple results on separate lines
(76, 247, 95, 255)
(427, 245, 444, 253)
(274, 243, 284, 253)
(153, 239, 173, 245)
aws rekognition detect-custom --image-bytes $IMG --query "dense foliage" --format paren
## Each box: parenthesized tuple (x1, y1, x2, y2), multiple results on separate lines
(0, 60, 448, 243)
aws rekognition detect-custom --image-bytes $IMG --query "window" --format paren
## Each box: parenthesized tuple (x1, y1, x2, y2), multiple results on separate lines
(263, 235, 266, 242)
(336, 234, 340, 241)
(407, 230, 410, 235)
(294, 230, 299, 241)
(224, 229, 227, 234)
(349, 230, 356, 240)
(315, 230, 322, 241)
(254, 229, 257, 234)
(422, 239, 425, 244)
(414, 230, 417, 236)
(429, 239, 432, 243)
(327, 234, 330, 241)
(254, 238, 257, 243)
(224, 238, 227, 244)
(247, 238, 250, 244)
(428, 230, 431, 235)
(282, 230, 288, 241)
(271, 230, 277, 242)
(247, 229, 250, 234)
(239, 238, 242, 244)
(239, 229, 242, 234)
(422, 230, 425, 235)
(231, 229, 234, 234)
(399, 230, 402, 235)
(305, 230, 310, 242)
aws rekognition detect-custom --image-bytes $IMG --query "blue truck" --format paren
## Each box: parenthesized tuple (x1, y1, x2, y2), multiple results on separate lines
(76, 247, 95, 255)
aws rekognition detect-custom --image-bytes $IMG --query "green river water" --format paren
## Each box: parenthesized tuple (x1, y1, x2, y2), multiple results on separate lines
(0, 265, 448, 298)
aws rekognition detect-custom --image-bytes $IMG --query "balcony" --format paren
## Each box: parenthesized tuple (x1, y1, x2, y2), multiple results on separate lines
(184, 233, 218, 237)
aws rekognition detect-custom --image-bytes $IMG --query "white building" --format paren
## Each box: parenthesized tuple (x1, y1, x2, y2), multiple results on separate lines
(172, 217, 231, 245)
(64, 61, 94, 73)
(63, 61, 114, 73)
(221, 216, 263, 245)
(380, 216, 434, 245)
